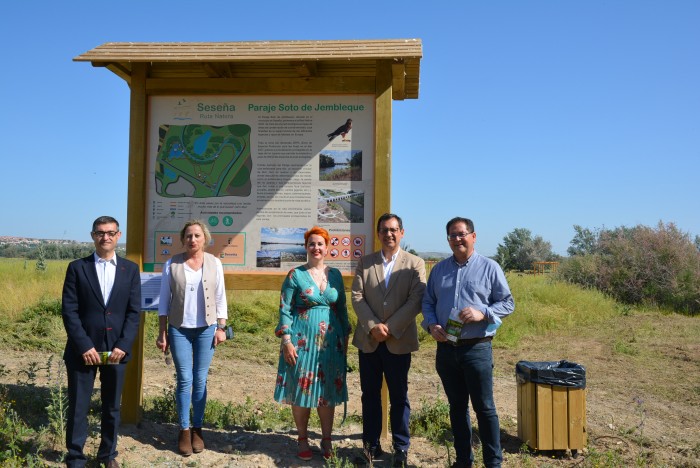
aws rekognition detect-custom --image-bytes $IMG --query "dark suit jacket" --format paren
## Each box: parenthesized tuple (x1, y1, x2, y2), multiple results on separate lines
(351, 250, 426, 354)
(61, 254, 141, 364)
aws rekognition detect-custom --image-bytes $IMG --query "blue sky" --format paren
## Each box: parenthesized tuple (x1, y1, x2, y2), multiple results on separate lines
(2, 1, 698, 257)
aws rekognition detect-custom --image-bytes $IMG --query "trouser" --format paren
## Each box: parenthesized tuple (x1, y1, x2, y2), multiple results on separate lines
(65, 360, 126, 467)
(358, 342, 411, 451)
(436, 341, 502, 468)
(169, 324, 216, 429)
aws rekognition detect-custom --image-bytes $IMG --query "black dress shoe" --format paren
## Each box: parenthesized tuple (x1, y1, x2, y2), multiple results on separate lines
(450, 461, 471, 468)
(392, 449, 408, 467)
(363, 442, 384, 462)
(101, 460, 120, 468)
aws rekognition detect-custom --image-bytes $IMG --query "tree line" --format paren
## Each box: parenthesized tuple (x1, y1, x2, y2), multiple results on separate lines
(496, 222, 700, 315)
(0, 242, 125, 260)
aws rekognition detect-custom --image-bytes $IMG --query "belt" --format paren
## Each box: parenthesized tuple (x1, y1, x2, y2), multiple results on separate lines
(443, 336, 492, 347)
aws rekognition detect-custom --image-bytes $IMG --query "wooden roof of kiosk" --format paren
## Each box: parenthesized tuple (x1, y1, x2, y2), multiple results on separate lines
(73, 39, 422, 99)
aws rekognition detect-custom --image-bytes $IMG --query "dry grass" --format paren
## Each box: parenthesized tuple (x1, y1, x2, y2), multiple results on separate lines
(0, 258, 67, 321)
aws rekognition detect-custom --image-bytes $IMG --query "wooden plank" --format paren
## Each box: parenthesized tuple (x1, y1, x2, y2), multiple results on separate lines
(552, 386, 569, 449)
(100, 63, 132, 84)
(293, 61, 318, 77)
(374, 60, 392, 244)
(74, 39, 423, 63)
(522, 381, 537, 449)
(122, 63, 148, 424)
(536, 384, 553, 450)
(202, 63, 221, 78)
(568, 388, 586, 449)
(517, 382, 524, 441)
(375, 60, 392, 441)
(520, 382, 529, 448)
(392, 62, 406, 100)
(145, 77, 377, 95)
(582, 388, 587, 446)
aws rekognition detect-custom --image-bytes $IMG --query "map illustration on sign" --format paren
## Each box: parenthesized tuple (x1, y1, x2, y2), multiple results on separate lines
(155, 124, 252, 198)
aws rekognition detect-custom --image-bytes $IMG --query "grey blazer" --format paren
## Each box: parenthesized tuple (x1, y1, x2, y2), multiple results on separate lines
(351, 250, 426, 354)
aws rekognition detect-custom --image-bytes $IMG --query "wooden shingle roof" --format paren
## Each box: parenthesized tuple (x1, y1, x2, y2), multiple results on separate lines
(74, 39, 422, 99)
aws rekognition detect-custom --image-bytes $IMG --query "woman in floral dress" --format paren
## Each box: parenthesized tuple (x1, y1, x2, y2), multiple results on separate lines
(274, 226, 351, 460)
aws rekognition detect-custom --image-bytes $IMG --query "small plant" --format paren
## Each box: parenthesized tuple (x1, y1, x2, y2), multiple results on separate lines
(144, 384, 178, 424)
(515, 442, 537, 467)
(16, 361, 42, 387)
(0, 387, 36, 464)
(324, 451, 355, 467)
(613, 339, 639, 356)
(35, 247, 47, 273)
(629, 396, 653, 465)
(45, 355, 67, 444)
(409, 396, 451, 445)
(585, 446, 625, 467)
(204, 396, 292, 431)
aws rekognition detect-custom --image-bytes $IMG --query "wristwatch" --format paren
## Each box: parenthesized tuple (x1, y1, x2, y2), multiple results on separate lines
(216, 323, 227, 331)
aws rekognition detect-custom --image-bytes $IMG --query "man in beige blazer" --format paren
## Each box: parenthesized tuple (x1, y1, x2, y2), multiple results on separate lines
(352, 213, 426, 467)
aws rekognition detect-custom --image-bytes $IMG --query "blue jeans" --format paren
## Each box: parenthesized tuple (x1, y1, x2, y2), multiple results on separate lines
(436, 341, 502, 468)
(169, 324, 216, 429)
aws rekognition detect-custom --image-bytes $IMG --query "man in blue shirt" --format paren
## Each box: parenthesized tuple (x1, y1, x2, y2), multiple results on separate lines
(422, 217, 514, 468)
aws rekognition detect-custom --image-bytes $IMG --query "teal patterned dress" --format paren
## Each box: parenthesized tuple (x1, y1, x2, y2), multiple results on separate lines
(274, 266, 351, 408)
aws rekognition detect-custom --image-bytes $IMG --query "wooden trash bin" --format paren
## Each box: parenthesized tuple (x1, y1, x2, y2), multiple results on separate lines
(516, 361, 587, 451)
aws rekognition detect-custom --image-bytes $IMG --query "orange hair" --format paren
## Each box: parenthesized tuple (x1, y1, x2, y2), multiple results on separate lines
(304, 226, 330, 247)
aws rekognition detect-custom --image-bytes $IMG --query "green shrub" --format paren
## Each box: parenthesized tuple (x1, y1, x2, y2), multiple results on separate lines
(409, 397, 451, 445)
(556, 254, 601, 290)
(20, 298, 62, 322)
(144, 385, 178, 424)
(559, 222, 700, 315)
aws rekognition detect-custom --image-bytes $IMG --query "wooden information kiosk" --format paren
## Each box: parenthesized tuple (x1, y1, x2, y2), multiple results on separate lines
(74, 39, 423, 426)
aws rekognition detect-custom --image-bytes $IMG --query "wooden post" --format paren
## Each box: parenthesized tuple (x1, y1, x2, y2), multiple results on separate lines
(122, 63, 148, 424)
(375, 60, 393, 441)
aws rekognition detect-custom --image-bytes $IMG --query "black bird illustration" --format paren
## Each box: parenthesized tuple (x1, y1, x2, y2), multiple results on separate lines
(327, 118, 352, 141)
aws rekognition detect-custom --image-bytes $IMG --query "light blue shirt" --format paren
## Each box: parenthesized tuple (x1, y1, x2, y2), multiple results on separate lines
(421, 251, 514, 339)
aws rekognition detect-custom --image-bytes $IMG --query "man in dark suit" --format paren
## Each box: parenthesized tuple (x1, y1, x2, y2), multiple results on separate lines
(61, 216, 141, 468)
(351, 213, 426, 467)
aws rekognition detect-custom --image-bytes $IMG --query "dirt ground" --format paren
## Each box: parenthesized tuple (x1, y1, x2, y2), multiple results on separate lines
(3, 328, 699, 467)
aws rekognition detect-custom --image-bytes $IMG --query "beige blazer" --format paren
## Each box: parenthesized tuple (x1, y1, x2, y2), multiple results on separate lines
(351, 250, 426, 354)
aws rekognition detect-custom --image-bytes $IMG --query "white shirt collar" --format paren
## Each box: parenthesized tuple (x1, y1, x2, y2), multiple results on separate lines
(94, 252, 117, 265)
(381, 247, 400, 264)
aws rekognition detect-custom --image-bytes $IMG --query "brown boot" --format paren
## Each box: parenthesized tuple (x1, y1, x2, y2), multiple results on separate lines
(191, 427, 205, 453)
(179, 428, 193, 456)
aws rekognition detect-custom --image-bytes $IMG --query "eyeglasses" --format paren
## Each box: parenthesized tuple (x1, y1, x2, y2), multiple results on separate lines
(378, 227, 401, 234)
(92, 231, 119, 238)
(447, 232, 472, 241)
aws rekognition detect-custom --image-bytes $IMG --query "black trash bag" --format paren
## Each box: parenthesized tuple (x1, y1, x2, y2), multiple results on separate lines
(515, 360, 586, 388)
